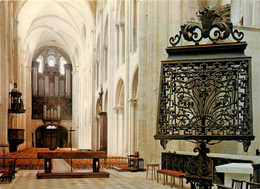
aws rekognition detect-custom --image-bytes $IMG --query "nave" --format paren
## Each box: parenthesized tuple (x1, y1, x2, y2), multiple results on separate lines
(0, 166, 185, 189)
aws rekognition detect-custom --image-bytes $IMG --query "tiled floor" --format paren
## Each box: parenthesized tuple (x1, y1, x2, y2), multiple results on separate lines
(0, 160, 191, 189)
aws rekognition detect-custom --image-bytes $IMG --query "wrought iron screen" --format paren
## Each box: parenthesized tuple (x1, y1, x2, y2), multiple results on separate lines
(156, 58, 252, 141)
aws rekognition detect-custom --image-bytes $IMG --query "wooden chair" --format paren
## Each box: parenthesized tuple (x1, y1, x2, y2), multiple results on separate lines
(232, 179, 244, 189)
(217, 179, 244, 189)
(127, 151, 139, 168)
(217, 185, 232, 189)
(245, 181, 260, 189)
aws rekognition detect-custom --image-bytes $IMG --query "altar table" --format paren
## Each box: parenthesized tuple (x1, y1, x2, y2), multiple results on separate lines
(36, 151, 109, 179)
(216, 163, 253, 188)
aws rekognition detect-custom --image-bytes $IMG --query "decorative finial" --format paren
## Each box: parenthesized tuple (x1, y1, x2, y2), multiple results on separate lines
(169, 6, 244, 46)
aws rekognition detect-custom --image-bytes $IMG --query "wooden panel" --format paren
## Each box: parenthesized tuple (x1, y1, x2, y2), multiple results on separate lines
(99, 112, 107, 151)
(38, 151, 107, 159)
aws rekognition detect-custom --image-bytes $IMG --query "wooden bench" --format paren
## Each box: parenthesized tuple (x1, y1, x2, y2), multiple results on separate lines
(157, 169, 186, 188)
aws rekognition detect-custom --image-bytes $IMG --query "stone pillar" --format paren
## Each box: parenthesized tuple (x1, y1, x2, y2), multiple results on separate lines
(113, 106, 118, 154)
(115, 24, 120, 69)
(129, 98, 137, 154)
(119, 23, 125, 64)
(252, 0, 260, 27)
(95, 116, 100, 151)
(71, 69, 79, 148)
(104, 45, 108, 81)
(118, 105, 124, 155)
(230, 0, 241, 26)
(0, 1, 10, 154)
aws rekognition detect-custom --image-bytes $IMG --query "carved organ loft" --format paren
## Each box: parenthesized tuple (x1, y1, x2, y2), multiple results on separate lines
(31, 49, 72, 123)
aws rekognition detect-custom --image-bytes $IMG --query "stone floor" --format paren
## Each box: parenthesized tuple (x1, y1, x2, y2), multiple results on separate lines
(0, 160, 192, 189)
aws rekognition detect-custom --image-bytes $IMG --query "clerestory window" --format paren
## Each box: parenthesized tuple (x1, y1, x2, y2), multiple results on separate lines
(36, 55, 44, 73)
(47, 55, 56, 67)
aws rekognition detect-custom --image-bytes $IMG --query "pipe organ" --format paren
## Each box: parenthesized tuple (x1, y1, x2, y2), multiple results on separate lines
(31, 55, 72, 123)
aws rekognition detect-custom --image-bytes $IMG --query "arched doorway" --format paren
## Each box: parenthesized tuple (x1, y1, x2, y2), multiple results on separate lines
(35, 125, 68, 150)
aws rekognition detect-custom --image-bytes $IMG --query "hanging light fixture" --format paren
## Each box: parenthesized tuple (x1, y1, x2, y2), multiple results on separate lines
(9, 83, 26, 114)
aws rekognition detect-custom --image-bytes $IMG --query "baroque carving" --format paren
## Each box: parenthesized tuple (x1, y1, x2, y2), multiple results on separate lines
(169, 7, 244, 46)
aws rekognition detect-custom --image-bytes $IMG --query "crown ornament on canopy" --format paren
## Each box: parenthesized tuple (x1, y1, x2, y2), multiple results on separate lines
(169, 7, 244, 46)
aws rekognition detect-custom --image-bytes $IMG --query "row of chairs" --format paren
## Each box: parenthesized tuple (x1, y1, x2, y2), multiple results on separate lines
(0, 148, 50, 170)
(1, 148, 128, 170)
(55, 148, 128, 170)
(218, 179, 260, 189)
(2, 148, 49, 159)
(64, 155, 128, 169)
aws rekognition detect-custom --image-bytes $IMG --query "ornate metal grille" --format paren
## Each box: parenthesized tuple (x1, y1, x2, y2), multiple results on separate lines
(156, 58, 253, 143)
(155, 6, 254, 189)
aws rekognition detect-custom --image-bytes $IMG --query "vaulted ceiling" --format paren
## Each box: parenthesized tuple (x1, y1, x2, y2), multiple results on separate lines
(16, 0, 97, 68)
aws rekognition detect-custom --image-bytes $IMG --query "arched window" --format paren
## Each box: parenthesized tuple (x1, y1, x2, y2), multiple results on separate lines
(47, 55, 56, 67)
(59, 56, 67, 75)
(36, 55, 44, 73)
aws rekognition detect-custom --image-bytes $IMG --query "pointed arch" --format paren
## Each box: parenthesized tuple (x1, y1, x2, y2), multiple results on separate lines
(116, 78, 125, 106)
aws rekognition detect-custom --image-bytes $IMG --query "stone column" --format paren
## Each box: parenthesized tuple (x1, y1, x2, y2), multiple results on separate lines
(129, 98, 137, 154)
(94, 116, 100, 151)
(0, 1, 10, 154)
(104, 45, 108, 81)
(252, 0, 260, 27)
(115, 24, 120, 69)
(242, 0, 252, 26)
(118, 105, 124, 156)
(71, 68, 79, 148)
(119, 23, 125, 64)
(113, 106, 119, 154)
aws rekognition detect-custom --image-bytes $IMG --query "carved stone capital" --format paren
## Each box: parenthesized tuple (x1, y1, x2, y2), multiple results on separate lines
(118, 105, 124, 113)
(128, 98, 137, 107)
(115, 23, 119, 29)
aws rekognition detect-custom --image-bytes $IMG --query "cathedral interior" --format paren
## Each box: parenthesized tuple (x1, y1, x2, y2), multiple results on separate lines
(1, 0, 260, 188)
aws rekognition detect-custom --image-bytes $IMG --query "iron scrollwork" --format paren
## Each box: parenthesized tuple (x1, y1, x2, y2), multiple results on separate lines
(158, 6, 253, 189)
(169, 7, 244, 46)
(156, 58, 253, 151)
(185, 143, 214, 189)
